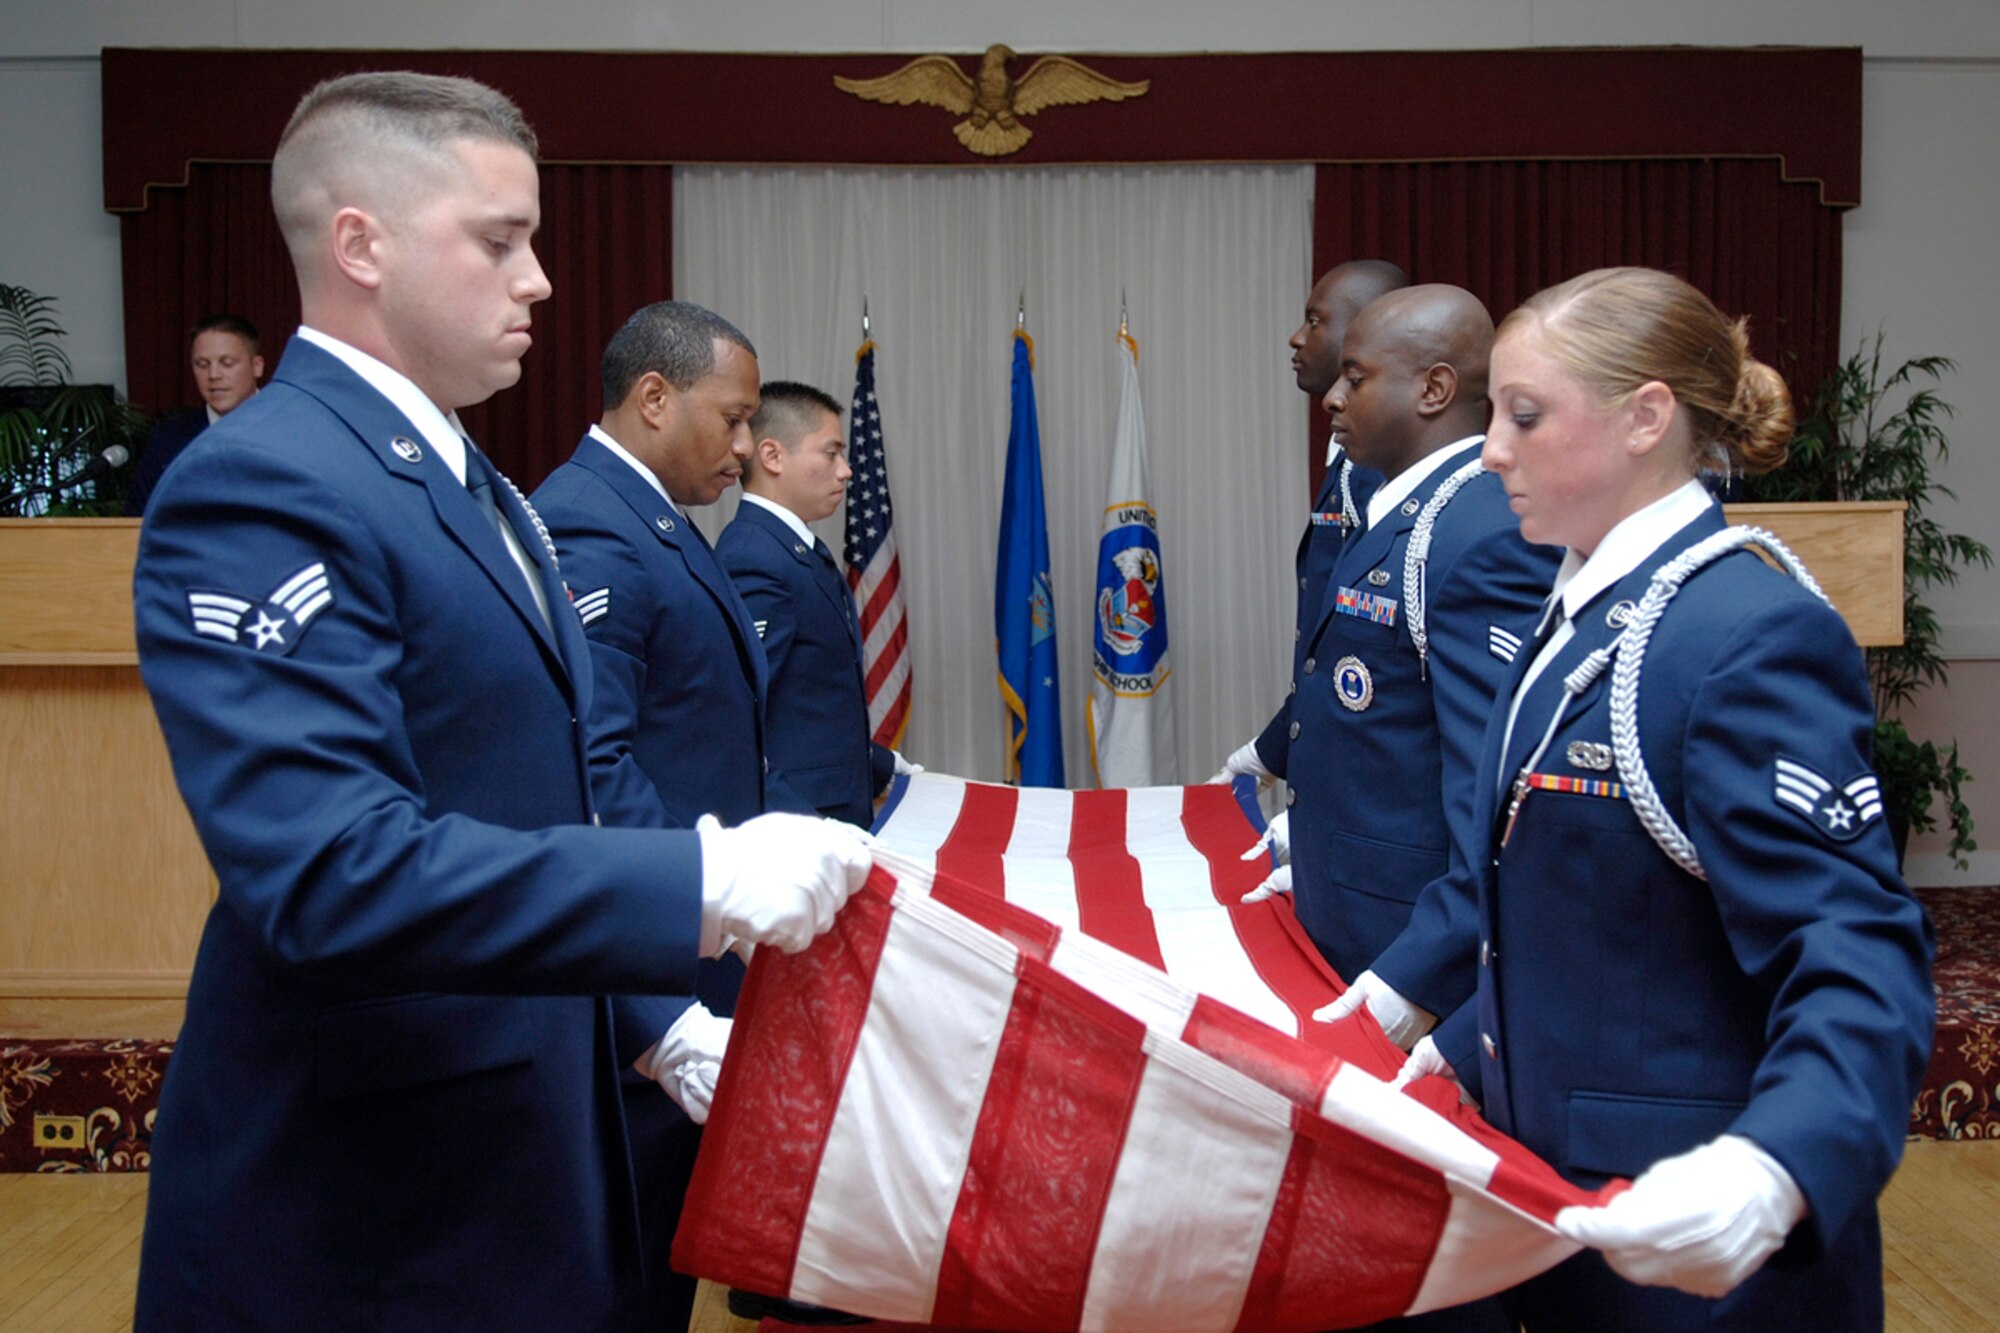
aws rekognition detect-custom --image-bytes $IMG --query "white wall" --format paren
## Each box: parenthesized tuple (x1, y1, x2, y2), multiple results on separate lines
(3, 2, 1996, 880)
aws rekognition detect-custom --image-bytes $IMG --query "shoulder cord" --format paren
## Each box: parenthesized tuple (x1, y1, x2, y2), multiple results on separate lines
(1402, 456, 1489, 678)
(1338, 458, 1359, 530)
(1606, 525, 1829, 880)
(497, 472, 563, 574)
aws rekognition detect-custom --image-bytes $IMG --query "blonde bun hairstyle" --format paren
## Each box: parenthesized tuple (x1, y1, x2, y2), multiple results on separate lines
(1496, 267, 1794, 475)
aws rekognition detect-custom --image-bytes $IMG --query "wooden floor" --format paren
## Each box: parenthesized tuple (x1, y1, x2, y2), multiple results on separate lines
(3, 1140, 1995, 1331)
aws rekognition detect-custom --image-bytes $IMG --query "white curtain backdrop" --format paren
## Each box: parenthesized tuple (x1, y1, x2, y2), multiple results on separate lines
(674, 165, 1314, 787)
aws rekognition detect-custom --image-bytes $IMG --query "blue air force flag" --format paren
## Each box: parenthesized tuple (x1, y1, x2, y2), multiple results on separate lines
(996, 327, 1065, 787)
(1089, 325, 1180, 787)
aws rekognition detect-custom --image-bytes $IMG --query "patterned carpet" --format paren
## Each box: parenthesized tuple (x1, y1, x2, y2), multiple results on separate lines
(1909, 885, 2000, 1140)
(0, 1038, 168, 1172)
(0, 887, 1992, 1171)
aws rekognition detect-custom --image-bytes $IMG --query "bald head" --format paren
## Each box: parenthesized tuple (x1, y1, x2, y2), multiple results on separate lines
(272, 72, 538, 283)
(1347, 284, 1494, 400)
(1324, 284, 1494, 476)
(1290, 259, 1410, 397)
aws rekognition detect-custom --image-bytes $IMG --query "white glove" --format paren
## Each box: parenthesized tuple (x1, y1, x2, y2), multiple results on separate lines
(697, 812, 873, 955)
(1240, 864, 1292, 904)
(1556, 1135, 1806, 1299)
(635, 1002, 734, 1124)
(1239, 811, 1291, 866)
(892, 751, 924, 776)
(1208, 738, 1277, 785)
(1389, 1034, 1472, 1106)
(1312, 969, 1436, 1049)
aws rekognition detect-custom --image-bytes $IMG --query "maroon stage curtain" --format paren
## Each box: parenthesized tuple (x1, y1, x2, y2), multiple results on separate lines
(106, 49, 1858, 491)
(121, 162, 672, 488)
(1305, 158, 1842, 493)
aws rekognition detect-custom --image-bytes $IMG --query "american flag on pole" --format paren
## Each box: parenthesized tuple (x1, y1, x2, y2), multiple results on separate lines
(674, 775, 1613, 1330)
(844, 338, 912, 749)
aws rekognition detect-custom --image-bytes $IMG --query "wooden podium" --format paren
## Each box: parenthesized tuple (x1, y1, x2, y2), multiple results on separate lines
(0, 503, 1904, 1039)
(0, 520, 208, 1037)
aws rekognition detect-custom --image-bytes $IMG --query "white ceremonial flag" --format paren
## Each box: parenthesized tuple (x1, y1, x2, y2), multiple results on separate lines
(1089, 323, 1180, 787)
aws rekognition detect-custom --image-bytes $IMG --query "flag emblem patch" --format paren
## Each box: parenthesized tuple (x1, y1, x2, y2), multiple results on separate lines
(186, 562, 333, 654)
(1773, 757, 1882, 841)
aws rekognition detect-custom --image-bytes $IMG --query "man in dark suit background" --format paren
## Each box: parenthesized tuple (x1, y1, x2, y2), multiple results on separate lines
(131, 72, 869, 1332)
(717, 381, 914, 830)
(123, 313, 265, 515)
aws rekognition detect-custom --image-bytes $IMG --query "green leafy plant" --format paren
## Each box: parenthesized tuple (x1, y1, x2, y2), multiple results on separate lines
(0, 283, 147, 515)
(1745, 335, 1992, 865)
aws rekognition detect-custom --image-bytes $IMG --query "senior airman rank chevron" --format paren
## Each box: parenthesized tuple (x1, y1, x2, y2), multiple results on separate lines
(185, 562, 332, 654)
(674, 775, 1616, 1330)
(1773, 756, 1883, 841)
(572, 586, 610, 629)
(1488, 625, 1523, 663)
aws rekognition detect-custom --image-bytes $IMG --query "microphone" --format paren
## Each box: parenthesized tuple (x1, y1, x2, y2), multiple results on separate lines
(0, 438, 129, 514)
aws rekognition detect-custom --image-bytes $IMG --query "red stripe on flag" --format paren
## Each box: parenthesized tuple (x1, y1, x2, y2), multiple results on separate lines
(931, 956, 1149, 1331)
(1183, 994, 1340, 1108)
(931, 870, 1061, 963)
(863, 618, 908, 696)
(858, 557, 903, 628)
(1068, 789, 1166, 970)
(1177, 786, 1344, 1042)
(933, 782, 1019, 897)
(670, 869, 899, 1298)
(1233, 1111, 1446, 1331)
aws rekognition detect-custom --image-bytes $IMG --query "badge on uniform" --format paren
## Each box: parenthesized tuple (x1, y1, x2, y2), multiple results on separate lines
(1606, 599, 1638, 629)
(1773, 756, 1883, 841)
(1334, 655, 1374, 711)
(1367, 569, 1392, 587)
(185, 562, 334, 655)
(1565, 740, 1614, 772)
(752, 618, 769, 640)
(1310, 511, 1341, 528)
(574, 586, 610, 629)
(1488, 625, 1522, 663)
(1333, 586, 1398, 627)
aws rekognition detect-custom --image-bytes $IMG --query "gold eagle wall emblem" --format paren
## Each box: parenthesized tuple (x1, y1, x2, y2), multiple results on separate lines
(833, 45, 1150, 157)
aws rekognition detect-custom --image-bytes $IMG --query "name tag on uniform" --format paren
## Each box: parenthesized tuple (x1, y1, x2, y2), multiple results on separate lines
(1333, 585, 1398, 626)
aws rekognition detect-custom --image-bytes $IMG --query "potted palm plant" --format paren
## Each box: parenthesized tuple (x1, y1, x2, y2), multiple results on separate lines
(1742, 335, 1991, 866)
(0, 283, 147, 515)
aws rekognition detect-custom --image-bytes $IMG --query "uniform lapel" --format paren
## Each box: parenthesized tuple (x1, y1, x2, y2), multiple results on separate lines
(575, 437, 770, 701)
(279, 341, 571, 689)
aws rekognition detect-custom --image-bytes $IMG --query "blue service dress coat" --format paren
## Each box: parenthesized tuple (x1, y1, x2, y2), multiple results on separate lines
(531, 433, 803, 833)
(1285, 441, 1558, 991)
(130, 338, 704, 1331)
(1254, 454, 1383, 777)
(716, 500, 893, 828)
(1433, 505, 1934, 1330)
(122, 406, 207, 515)
(532, 434, 801, 1329)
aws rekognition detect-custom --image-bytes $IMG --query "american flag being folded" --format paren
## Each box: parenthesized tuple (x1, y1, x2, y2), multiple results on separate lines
(673, 775, 1610, 1331)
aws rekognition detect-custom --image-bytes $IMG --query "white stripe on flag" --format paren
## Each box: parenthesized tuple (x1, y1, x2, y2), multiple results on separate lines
(1002, 787, 1082, 932)
(1080, 1031, 1292, 1333)
(1127, 786, 1299, 1036)
(1050, 928, 1198, 1039)
(1406, 1177, 1580, 1315)
(790, 897, 1019, 1321)
(1320, 1064, 1500, 1187)
(870, 776, 967, 863)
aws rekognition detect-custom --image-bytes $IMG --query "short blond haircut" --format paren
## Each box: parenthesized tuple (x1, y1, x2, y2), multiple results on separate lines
(271, 71, 538, 278)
